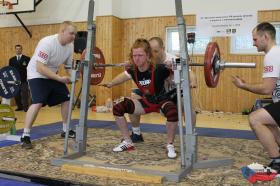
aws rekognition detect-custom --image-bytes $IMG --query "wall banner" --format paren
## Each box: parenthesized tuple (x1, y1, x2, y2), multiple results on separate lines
(196, 11, 257, 37)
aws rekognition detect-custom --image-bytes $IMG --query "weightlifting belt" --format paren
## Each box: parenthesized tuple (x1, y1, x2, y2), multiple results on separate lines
(134, 65, 159, 113)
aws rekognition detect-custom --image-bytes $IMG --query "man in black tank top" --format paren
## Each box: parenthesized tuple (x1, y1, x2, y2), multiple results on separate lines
(101, 38, 178, 158)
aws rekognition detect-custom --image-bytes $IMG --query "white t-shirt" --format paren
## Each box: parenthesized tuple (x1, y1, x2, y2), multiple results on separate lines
(262, 45, 280, 102)
(27, 34, 73, 79)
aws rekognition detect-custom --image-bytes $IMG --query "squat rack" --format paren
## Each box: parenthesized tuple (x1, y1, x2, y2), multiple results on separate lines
(52, 0, 233, 182)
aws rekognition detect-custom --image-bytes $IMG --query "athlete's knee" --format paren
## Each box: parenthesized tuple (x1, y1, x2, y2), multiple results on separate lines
(161, 102, 178, 122)
(32, 103, 43, 109)
(248, 110, 263, 129)
(113, 98, 135, 117)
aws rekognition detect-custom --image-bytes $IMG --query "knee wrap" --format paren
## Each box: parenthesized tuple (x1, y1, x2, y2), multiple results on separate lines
(113, 98, 135, 116)
(161, 102, 178, 122)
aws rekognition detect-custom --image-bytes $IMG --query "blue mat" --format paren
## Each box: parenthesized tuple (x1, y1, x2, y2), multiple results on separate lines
(0, 178, 44, 186)
(0, 119, 256, 148)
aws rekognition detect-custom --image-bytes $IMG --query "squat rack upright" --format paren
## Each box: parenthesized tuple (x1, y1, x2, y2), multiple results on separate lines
(52, 0, 233, 182)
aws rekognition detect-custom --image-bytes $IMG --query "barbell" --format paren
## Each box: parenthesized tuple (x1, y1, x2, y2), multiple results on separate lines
(81, 42, 256, 88)
(203, 42, 255, 87)
(0, 66, 21, 99)
(0, 42, 256, 99)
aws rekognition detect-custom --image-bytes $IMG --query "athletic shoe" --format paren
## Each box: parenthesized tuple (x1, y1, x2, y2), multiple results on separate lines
(113, 140, 135, 152)
(268, 160, 280, 173)
(61, 130, 76, 138)
(166, 144, 177, 159)
(130, 132, 144, 143)
(21, 136, 32, 149)
(241, 163, 278, 183)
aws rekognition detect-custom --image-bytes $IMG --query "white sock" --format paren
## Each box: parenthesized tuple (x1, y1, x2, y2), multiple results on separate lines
(124, 138, 133, 144)
(132, 127, 141, 135)
(22, 128, 31, 137)
(63, 123, 67, 132)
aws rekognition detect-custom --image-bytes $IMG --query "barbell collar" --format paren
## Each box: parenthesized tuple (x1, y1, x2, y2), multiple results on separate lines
(218, 60, 256, 70)
(188, 61, 256, 70)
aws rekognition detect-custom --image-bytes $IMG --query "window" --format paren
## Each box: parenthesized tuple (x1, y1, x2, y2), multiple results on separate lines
(231, 23, 280, 54)
(166, 27, 212, 55)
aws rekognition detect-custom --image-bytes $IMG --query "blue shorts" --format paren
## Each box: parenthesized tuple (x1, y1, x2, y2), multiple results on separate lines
(28, 78, 70, 106)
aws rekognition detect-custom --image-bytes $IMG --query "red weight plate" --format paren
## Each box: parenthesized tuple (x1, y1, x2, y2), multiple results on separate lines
(81, 47, 106, 85)
(204, 42, 221, 88)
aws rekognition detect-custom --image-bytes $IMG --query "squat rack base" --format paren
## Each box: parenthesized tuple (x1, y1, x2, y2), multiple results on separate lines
(52, 153, 232, 183)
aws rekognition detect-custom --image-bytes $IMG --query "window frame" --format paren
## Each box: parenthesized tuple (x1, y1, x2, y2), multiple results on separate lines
(166, 26, 212, 56)
(230, 22, 280, 54)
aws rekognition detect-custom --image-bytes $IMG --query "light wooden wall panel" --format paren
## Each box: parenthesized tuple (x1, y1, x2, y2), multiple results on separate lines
(0, 22, 87, 67)
(0, 22, 87, 104)
(1, 10, 280, 112)
(94, 16, 113, 106)
(95, 16, 124, 105)
(111, 17, 125, 101)
(99, 11, 280, 113)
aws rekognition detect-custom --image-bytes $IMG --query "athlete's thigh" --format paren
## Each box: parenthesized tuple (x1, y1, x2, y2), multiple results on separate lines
(132, 99, 146, 115)
(250, 108, 278, 126)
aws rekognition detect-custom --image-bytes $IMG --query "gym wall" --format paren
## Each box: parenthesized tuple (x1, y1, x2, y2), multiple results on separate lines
(95, 10, 280, 113)
(1, 0, 279, 28)
(0, 2, 279, 112)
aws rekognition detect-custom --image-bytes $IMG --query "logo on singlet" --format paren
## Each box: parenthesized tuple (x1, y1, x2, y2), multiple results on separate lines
(138, 79, 151, 86)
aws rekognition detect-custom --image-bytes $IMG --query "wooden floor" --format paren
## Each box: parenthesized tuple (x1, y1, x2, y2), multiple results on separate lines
(13, 105, 251, 131)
